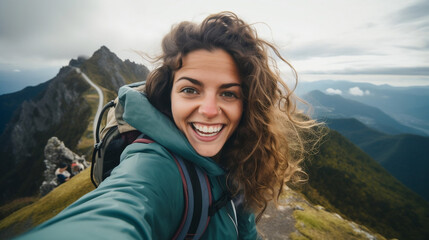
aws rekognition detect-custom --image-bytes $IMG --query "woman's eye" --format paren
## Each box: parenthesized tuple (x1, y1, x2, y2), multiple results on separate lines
(221, 91, 238, 98)
(181, 87, 198, 94)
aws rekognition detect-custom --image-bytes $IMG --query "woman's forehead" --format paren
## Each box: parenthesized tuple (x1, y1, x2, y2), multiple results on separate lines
(176, 49, 241, 83)
(182, 49, 236, 70)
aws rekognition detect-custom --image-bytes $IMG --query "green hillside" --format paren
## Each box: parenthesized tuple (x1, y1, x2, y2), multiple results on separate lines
(296, 129, 429, 239)
(327, 118, 429, 201)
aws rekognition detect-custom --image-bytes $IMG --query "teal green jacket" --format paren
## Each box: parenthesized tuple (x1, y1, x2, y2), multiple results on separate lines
(17, 84, 258, 240)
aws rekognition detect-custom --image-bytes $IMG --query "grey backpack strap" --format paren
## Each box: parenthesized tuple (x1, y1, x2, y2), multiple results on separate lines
(171, 154, 212, 240)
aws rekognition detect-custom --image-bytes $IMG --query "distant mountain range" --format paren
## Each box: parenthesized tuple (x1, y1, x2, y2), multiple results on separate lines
(302, 90, 427, 136)
(296, 80, 429, 135)
(0, 47, 428, 239)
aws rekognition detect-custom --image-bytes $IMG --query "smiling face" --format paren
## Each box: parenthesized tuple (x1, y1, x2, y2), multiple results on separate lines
(171, 49, 243, 157)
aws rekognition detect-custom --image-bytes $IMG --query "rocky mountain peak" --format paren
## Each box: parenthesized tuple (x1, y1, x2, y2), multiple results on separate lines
(92, 46, 121, 64)
(82, 46, 149, 91)
(96, 45, 111, 54)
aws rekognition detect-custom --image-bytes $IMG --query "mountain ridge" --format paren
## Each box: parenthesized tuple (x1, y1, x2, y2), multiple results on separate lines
(296, 80, 429, 135)
(327, 117, 429, 201)
(303, 90, 426, 136)
(0, 46, 149, 204)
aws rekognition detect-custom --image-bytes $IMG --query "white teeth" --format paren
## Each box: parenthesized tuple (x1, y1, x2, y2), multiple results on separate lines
(198, 131, 217, 137)
(192, 123, 223, 135)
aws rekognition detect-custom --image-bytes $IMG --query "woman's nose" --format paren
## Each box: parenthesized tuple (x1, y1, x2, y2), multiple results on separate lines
(199, 96, 219, 119)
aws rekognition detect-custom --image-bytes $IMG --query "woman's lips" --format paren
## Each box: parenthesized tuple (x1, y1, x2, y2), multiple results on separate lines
(191, 123, 224, 141)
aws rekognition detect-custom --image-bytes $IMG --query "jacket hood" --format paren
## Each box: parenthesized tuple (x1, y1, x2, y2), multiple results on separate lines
(118, 83, 225, 176)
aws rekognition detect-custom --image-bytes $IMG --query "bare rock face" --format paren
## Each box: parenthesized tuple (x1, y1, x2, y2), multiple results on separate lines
(9, 66, 78, 164)
(39, 137, 89, 196)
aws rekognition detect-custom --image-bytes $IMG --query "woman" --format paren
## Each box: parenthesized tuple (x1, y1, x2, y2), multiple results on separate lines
(18, 12, 319, 239)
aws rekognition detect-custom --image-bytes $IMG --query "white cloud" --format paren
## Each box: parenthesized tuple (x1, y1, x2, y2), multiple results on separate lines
(0, 0, 428, 88)
(326, 88, 342, 95)
(349, 87, 371, 96)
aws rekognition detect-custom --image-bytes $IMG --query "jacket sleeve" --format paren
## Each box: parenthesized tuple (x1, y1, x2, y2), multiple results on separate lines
(16, 143, 184, 240)
(236, 205, 260, 240)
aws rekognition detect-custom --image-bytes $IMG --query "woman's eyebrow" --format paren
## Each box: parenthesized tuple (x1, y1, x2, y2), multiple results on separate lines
(220, 83, 241, 89)
(176, 77, 241, 89)
(176, 77, 202, 86)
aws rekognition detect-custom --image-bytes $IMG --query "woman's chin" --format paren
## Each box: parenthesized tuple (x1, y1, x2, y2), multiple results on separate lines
(195, 147, 221, 158)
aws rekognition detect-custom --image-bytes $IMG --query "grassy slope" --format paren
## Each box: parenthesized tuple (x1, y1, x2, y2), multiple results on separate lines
(75, 88, 100, 157)
(257, 189, 387, 240)
(0, 168, 95, 239)
(292, 203, 385, 240)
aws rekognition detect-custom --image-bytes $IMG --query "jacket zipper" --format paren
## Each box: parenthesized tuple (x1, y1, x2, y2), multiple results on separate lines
(227, 200, 238, 237)
(216, 176, 239, 238)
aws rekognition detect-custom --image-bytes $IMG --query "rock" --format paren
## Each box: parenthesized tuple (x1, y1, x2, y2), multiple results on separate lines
(39, 137, 89, 196)
(315, 205, 325, 210)
(293, 206, 304, 211)
(348, 222, 377, 240)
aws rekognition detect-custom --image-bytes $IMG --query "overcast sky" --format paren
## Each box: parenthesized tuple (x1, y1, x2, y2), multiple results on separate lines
(1, 0, 428, 94)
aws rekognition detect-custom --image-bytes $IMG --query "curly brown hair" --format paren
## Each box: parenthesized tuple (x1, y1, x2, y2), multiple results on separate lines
(145, 12, 321, 221)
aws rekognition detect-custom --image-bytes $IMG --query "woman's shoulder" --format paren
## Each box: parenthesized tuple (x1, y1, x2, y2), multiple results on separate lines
(121, 140, 176, 164)
(112, 140, 182, 183)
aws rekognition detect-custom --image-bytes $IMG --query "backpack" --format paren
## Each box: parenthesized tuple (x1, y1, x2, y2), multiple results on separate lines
(90, 83, 231, 239)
